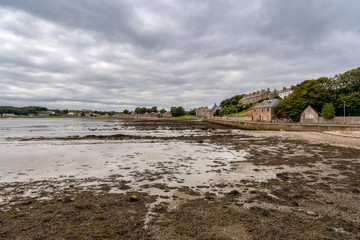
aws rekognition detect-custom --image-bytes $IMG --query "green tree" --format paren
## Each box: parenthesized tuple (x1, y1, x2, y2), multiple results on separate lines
(170, 106, 185, 117)
(150, 106, 158, 113)
(336, 92, 360, 116)
(123, 109, 130, 114)
(188, 108, 196, 115)
(134, 107, 142, 114)
(275, 77, 333, 121)
(160, 109, 166, 113)
(321, 103, 335, 119)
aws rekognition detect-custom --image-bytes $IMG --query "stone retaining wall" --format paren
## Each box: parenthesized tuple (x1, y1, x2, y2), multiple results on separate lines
(213, 116, 252, 121)
(319, 117, 360, 125)
(205, 119, 360, 132)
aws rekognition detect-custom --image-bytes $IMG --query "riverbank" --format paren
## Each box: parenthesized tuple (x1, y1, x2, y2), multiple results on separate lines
(1, 119, 359, 239)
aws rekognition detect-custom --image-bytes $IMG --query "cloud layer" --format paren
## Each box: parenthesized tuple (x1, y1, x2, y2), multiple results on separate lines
(1, 0, 360, 111)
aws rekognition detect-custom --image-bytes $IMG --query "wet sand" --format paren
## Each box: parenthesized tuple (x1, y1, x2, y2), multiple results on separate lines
(0, 119, 359, 239)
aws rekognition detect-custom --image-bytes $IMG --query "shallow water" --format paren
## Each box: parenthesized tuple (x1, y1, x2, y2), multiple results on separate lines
(0, 118, 249, 186)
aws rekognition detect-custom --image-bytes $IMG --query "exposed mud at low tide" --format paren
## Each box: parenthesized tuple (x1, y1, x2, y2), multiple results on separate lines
(0, 118, 360, 239)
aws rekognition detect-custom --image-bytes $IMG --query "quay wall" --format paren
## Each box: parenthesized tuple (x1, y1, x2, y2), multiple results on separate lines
(204, 119, 360, 132)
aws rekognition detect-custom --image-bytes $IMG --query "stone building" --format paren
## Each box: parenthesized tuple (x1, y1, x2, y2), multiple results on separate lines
(195, 104, 220, 118)
(38, 111, 55, 117)
(252, 99, 279, 122)
(240, 88, 278, 105)
(300, 105, 320, 124)
(1, 113, 16, 117)
(278, 87, 293, 99)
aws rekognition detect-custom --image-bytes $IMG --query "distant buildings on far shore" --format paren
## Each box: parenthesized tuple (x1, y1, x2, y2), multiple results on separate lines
(195, 104, 220, 118)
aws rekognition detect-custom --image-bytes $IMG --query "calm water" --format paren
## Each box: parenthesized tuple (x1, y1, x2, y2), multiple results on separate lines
(0, 118, 252, 185)
(0, 118, 126, 140)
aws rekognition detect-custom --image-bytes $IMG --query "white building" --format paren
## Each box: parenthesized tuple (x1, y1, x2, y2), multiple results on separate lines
(278, 87, 293, 99)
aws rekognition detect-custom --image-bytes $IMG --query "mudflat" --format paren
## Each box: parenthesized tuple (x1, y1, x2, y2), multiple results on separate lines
(0, 118, 359, 239)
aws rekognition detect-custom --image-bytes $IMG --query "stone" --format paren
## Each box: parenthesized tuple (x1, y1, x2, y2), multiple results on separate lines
(69, 183, 75, 188)
(236, 201, 244, 206)
(64, 196, 74, 203)
(228, 190, 240, 196)
(306, 211, 317, 216)
(297, 208, 303, 212)
(325, 200, 334, 204)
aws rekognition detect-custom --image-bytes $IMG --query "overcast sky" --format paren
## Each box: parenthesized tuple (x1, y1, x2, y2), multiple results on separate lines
(1, 0, 360, 111)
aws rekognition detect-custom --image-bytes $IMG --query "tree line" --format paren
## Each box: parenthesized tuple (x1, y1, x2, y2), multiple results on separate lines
(132, 106, 166, 114)
(275, 67, 360, 121)
(0, 106, 48, 115)
(128, 106, 195, 117)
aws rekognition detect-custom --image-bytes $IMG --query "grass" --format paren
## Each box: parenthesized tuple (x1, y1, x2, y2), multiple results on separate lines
(176, 115, 196, 119)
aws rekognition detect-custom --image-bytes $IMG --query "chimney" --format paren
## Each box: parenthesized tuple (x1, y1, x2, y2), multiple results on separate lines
(267, 88, 270, 92)
(283, 87, 286, 90)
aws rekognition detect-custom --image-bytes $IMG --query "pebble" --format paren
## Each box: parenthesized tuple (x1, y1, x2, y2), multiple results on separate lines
(64, 196, 74, 203)
(229, 190, 240, 196)
(69, 183, 74, 188)
(325, 200, 334, 204)
(297, 208, 303, 212)
(235, 201, 244, 206)
(306, 211, 317, 216)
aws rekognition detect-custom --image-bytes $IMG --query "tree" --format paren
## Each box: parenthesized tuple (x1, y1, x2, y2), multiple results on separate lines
(170, 106, 185, 117)
(150, 106, 158, 113)
(123, 109, 130, 114)
(134, 107, 142, 114)
(275, 77, 334, 121)
(321, 103, 335, 119)
(160, 109, 166, 113)
(214, 109, 222, 117)
(141, 107, 147, 114)
(336, 92, 360, 116)
(188, 108, 196, 115)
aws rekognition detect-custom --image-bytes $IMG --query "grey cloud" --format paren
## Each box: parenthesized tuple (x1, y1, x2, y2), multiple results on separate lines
(0, 1, 360, 111)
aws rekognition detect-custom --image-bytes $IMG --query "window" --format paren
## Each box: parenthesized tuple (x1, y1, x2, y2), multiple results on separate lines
(305, 113, 314, 119)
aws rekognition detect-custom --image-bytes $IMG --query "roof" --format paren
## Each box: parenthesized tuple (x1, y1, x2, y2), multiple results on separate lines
(253, 99, 279, 109)
(241, 91, 269, 100)
(211, 103, 220, 110)
(279, 88, 292, 94)
(302, 105, 321, 115)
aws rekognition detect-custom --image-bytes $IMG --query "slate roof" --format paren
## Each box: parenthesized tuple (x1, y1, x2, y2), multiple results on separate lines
(241, 91, 268, 100)
(253, 99, 279, 109)
(303, 105, 321, 115)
